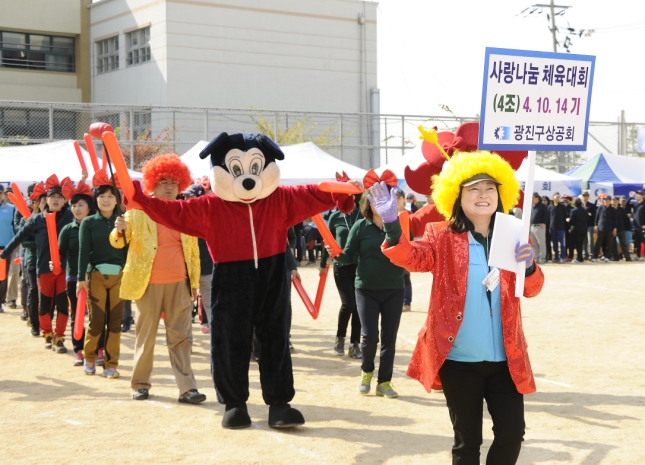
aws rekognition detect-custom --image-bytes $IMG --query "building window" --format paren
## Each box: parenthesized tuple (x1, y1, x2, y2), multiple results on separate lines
(96, 36, 119, 74)
(126, 27, 150, 66)
(133, 111, 151, 139)
(0, 30, 75, 72)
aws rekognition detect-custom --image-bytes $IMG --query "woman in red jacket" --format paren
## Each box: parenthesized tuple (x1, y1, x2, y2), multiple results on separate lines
(369, 150, 544, 465)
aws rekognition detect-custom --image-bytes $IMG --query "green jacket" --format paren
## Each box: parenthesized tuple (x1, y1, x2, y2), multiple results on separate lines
(335, 218, 404, 289)
(319, 208, 362, 268)
(78, 212, 127, 281)
(59, 220, 80, 278)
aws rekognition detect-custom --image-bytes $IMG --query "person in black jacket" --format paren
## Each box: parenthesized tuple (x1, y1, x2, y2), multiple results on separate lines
(568, 198, 588, 263)
(593, 195, 617, 262)
(529, 192, 548, 264)
(0, 176, 74, 352)
(632, 190, 645, 260)
(611, 196, 632, 261)
(562, 197, 574, 261)
(581, 192, 596, 260)
(548, 193, 567, 263)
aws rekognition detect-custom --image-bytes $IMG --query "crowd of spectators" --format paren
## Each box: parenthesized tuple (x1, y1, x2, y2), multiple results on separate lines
(530, 189, 645, 263)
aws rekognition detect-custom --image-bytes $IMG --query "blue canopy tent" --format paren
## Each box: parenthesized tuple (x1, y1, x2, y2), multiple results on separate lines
(564, 152, 645, 201)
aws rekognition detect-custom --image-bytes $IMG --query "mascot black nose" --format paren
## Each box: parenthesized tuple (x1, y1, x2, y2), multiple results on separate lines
(242, 178, 256, 191)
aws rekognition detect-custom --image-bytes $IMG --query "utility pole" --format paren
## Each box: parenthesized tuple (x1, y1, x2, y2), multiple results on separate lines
(530, 1, 571, 52)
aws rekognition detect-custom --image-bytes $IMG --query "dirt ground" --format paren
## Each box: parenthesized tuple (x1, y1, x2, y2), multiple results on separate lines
(1, 259, 645, 464)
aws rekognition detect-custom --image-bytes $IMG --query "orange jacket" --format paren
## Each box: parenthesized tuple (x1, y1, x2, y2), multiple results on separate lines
(381, 221, 544, 394)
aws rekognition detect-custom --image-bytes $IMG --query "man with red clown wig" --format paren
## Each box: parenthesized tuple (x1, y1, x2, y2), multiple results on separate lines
(111, 154, 205, 404)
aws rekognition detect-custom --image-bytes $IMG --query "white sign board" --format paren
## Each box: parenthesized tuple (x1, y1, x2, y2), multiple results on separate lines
(479, 47, 595, 151)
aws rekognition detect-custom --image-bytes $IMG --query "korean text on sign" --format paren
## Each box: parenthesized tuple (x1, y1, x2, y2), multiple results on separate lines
(479, 48, 595, 152)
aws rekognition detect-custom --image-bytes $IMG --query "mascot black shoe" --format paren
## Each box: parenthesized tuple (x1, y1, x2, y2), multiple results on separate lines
(268, 403, 305, 428)
(222, 403, 252, 429)
(129, 132, 355, 429)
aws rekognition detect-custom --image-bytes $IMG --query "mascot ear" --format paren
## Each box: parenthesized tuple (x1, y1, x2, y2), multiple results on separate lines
(256, 134, 285, 163)
(199, 132, 230, 168)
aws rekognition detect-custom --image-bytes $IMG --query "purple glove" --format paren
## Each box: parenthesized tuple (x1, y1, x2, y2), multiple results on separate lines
(515, 242, 534, 268)
(366, 181, 398, 223)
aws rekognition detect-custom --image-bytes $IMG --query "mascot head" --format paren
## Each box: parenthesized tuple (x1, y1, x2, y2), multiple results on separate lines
(199, 132, 283, 203)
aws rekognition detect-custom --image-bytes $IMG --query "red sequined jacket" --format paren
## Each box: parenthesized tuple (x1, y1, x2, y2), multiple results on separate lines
(381, 221, 544, 394)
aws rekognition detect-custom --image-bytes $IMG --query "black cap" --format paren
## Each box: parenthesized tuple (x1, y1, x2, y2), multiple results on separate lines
(636, 189, 645, 195)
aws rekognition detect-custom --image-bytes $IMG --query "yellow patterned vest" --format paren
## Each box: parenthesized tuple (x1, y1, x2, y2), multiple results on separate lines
(109, 209, 200, 301)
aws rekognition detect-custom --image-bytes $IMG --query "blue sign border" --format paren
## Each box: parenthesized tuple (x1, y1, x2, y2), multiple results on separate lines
(478, 47, 596, 151)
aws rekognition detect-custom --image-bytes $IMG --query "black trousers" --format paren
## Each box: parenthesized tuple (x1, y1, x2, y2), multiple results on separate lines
(565, 229, 575, 259)
(26, 265, 39, 332)
(403, 271, 412, 305)
(210, 255, 294, 406)
(67, 281, 84, 353)
(20, 261, 28, 309)
(593, 231, 612, 259)
(333, 263, 361, 342)
(611, 231, 631, 260)
(355, 288, 404, 384)
(122, 299, 133, 324)
(635, 228, 645, 258)
(439, 360, 525, 465)
(572, 230, 586, 261)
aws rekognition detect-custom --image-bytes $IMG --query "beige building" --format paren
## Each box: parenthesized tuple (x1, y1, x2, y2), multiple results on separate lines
(89, 0, 378, 113)
(0, 0, 91, 103)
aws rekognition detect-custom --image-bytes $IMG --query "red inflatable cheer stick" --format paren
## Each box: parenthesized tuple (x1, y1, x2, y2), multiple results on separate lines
(314, 264, 330, 311)
(74, 287, 87, 341)
(317, 181, 364, 195)
(399, 210, 410, 239)
(318, 171, 365, 195)
(45, 212, 62, 275)
(9, 183, 31, 219)
(73, 141, 88, 173)
(94, 125, 141, 210)
(293, 276, 319, 320)
(83, 133, 101, 173)
(0, 249, 5, 281)
(311, 214, 342, 258)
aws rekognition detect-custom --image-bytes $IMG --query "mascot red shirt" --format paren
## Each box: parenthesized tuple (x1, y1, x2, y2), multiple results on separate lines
(130, 132, 353, 430)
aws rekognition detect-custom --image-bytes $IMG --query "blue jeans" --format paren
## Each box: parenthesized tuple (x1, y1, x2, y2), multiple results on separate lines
(551, 229, 566, 260)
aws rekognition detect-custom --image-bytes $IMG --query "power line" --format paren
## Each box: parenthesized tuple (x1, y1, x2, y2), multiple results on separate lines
(518, 0, 582, 53)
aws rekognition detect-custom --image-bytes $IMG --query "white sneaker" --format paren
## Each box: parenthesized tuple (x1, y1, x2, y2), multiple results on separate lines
(591, 258, 598, 262)
(604, 257, 610, 262)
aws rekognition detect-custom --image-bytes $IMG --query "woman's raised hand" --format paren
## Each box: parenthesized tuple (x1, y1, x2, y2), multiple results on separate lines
(515, 243, 534, 268)
(366, 181, 398, 223)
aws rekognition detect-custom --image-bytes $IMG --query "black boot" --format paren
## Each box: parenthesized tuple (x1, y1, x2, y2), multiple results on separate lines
(268, 403, 305, 428)
(222, 403, 251, 429)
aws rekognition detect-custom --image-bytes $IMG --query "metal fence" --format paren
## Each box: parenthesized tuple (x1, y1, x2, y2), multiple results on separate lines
(1, 100, 643, 172)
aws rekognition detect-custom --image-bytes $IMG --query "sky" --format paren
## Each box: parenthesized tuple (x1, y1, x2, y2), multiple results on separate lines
(376, 0, 645, 125)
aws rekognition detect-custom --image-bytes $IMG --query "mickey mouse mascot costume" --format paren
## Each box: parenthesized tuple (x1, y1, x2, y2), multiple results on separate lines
(129, 132, 354, 429)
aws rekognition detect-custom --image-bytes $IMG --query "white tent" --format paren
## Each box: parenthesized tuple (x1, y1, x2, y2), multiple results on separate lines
(278, 142, 367, 185)
(377, 144, 429, 198)
(180, 141, 367, 185)
(0, 140, 142, 194)
(179, 140, 209, 178)
(515, 158, 582, 198)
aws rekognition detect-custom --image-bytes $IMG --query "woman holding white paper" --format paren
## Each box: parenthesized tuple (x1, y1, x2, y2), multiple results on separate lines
(370, 150, 544, 465)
